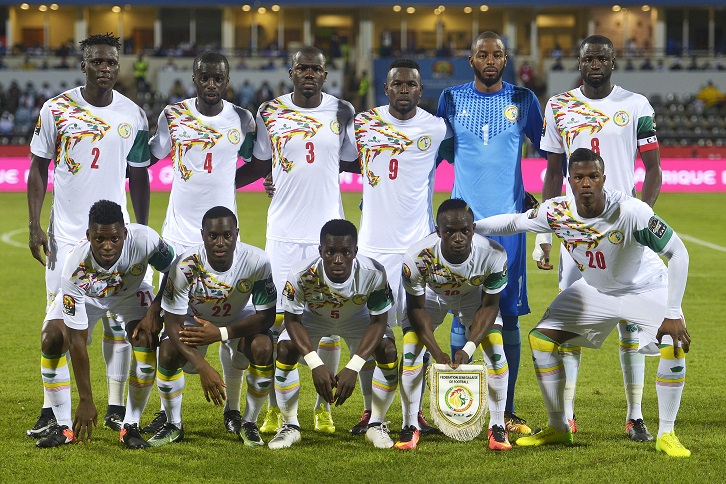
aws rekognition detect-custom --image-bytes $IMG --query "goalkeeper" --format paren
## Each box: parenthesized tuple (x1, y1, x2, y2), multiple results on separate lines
(398, 198, 512, 451)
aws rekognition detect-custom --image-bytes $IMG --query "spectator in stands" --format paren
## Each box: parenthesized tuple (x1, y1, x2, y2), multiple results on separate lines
(655, 59, 666, 71)
(0, 111, 14, 136)
(640, 57, 654, 70)
(669, 58, 683, 70)
(19, 55, 36, 70)
(168, 79, 185, 104)
(161, 56, 178, 72)
(134, 52, 149, 93)
(256, 81, 274, 105)
(695, 80, 726, 112)
(687, 56, 700, 71)
(356, 70, 370, 111)
(53, 56, 71, 69)
(6, 81, 21, 113)
(276, 81, 290, 96)
(551, 43, 563, 61)
(519, 61, 536, 90)
(238, 80, 256, 111)
(551, 58, 564, 71)
(624, 58, 635, 71)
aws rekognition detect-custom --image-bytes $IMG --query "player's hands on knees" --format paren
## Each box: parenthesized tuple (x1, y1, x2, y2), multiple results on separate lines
(28, 226, 50, 266)
(657, 317, 690, 355)
(263, 173, 275, 198)
(198, 364, 227, 406)
(181, 317, 223, 346)
(311, 366, 336, 404)
(133, 303, 163, 349)
(73, 399, 98, 443)
(333, 368, 358, 406)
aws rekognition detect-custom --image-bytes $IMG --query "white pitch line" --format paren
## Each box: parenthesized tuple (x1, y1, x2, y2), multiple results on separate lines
(1, 228, 28, 249)
(679, 234, 726, 253)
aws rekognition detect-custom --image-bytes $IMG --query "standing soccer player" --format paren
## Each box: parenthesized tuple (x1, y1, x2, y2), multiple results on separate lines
(475, 148, 691, 457)
(268, 220, 399, 450)
(36, 200, 174, 449)
(437, 31, 546, 434)
(348, 58, 450, 440)
(236, 46, 358, 435)
(138, 51, 257, 437)
(143, 207, 276, 447)
(401, 199, 511, 451)
(537, 35, 663, 440)
(27, 33, 150, 437)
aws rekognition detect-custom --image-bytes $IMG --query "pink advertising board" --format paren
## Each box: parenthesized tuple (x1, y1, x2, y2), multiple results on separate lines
(1, 157, 725, 193)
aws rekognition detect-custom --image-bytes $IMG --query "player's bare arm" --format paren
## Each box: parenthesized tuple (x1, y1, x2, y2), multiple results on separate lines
(334, 311, 389, 406)
(183, 307, 275, 346)
(235, 156, 272, 189)
(535, 152, 566, 270)
(285, 311, 336, 404)
(406, 292, 449, 364)
(66, 325, 97, 442)
(640, 149, 662, 208)
(27, 154, 52, 266)
(454, 292, 500, 365)
(165, 312, 226, 406)
(128, 166, 150, 225)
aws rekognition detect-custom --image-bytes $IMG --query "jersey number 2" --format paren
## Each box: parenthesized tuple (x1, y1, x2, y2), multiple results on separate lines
(91, 147, 100, 169)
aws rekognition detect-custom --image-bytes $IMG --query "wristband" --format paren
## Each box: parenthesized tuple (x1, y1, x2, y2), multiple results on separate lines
(303, 351, 325, 370)
(218, 326, 229, 342)
(462, 341, 477, 359)
(345, 354, 367, 373)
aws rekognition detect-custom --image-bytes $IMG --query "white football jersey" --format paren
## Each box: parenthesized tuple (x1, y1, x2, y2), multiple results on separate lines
(352, 107, 451, 253)
(402, 232, 508, 304)
(161, 241, 276, 325)
(151, 99, 256, 247)
(541, 85, 657, 196)
(30, 87, 150, 244)
(253, 93, 357, 243)
(475, 188, 674, 294)
(60, 224, 174, 330)
(282, 255, 393, 324)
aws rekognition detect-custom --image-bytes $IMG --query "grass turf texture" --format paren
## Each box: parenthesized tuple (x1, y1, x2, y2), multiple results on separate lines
(0, 191, 724, 482)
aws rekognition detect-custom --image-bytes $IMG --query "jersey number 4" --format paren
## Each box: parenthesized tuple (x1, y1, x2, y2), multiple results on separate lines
(204, 153, 213, 173)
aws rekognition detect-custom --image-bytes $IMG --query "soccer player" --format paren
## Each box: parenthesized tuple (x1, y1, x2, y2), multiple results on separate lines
(35, 200, 175, 449)
(348, 58, 450, 439)
(144, 206, 276, 447)
(475, 148, 691, 457)
(267, 220, 399, 450)
(437, 31, 546, 435)
(236, 46, 358, 434)
(537, 35, 663, 440)
(138, 51, 257, 437)
(27, 33, 151, 437)
(400, 199, 511, 451)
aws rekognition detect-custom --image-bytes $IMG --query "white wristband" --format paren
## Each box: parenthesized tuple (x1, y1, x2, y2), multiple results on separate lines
(345, 354, 367, 373)
(303, 351, 325, 370)
(462, 341, 477, 359)
(218, 326, 229, 342)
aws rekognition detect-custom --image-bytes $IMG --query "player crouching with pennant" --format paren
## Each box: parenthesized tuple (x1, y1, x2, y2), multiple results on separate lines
(397, 199, 513, 450)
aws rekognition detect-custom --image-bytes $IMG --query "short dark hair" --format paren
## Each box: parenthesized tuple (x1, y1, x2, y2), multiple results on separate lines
(568, 147, 605, 173)
(292, 46, 325, 67)
(320, 219, 357, 244)
(89, 200, 124, 226)
(193, 51, 230, 75)
(472, 31, 504, 53)
(80, 33, 121, 57)
(436, 198, 474, 225)
(202, 206, 237, 228)
(389, 58, 420, 73)
(579, 35, 614, 56)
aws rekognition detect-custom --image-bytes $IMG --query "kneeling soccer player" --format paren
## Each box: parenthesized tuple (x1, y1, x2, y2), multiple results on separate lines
(148, 206, 276, 447)
(268, 219, 399, 450)
(475, 148, 692, 457)
(398, 198, 511, 451)
(36, 200, 175, 449)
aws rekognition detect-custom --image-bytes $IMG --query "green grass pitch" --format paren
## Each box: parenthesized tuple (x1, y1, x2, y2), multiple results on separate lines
(0, 190, 724, 482)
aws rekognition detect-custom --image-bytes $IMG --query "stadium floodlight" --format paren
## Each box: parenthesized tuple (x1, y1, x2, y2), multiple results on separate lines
(393, 5, 402, 12)
(464, 6, 473, 13)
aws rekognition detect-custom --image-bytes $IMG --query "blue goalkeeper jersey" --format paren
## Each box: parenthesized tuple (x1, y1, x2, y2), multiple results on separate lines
(437, 81, 545, 219)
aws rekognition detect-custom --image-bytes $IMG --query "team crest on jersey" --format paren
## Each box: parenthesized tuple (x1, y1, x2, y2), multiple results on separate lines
(648, 216, 667, 238)
(237, 279, 252, 293)
(352, 294, 368, 305)
(417, 135, 432, 151)
(282, 281, 295, 301)
(63, 295, 76, 316)
(402, 264, 412, 283)
(613, 111, 630, 127)
(469, 275, 484, 286)
(228, 128, 241, 144)
(118, 122, 132, 139)
(129, 263, 145, 276)
(504, 105, 519, 122)
(330, 119, 342, 134)
(607, 230, 624, 245)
